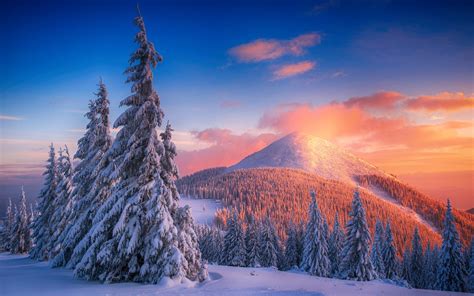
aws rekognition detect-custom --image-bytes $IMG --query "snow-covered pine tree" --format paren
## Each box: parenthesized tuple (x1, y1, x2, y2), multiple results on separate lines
(468, 237, 474, 292)
(284, 222, 299, 270)
(328, 212, 344, 276)
(0, 198, 14, 251)
(430, 245, 440, 290)
(9, 205, 20, 254)
(409, 227, 424, 288)
(382, 221, 397, 279)
(174, 206, 208, 281)
(222, 212, 246, 267)
(49, 146, 73, 260)
(423, 242, 436, 290)
(30, 144, 58, 261)
(12, 187, 32, 254)
(75, 10, 205, 283)
(259, 218, 280, 268)
(245, 216, 261, 267)
(340, 189, 376, 281)
(301, 191, 330, 277)
(436, 199, 467, 292)
(400, 248, 412, 284)
(59, 81, 112, 269)
(211, 227, 224, 264)
(371, 219, 385, 278)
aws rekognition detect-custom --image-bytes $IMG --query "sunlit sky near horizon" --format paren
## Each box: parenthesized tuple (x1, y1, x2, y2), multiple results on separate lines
(1, 0, 473, 210)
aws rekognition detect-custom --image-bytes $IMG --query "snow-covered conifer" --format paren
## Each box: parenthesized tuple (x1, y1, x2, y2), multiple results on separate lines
(222, 212, 246, 267)
(0, 198, 14, 251)
(328, 212, 344, 276)
(423, 242, 436, 290)
(10, 188, 32, 254)
(382, 222, 397, 279)
(301, 191, 330, 277)
(259, 218, 280, 268)
(468, 238, 474, 292)
(49, 146, 73, 260)
(340, 189, 376, 281)
(58, 81, 112, 268)
(400, 248, 411, 284)
(436, 199, 467, 292)
(245, 216, 261, 267)
(75, 10, 205, 283)
(410, 227, 424, 288)
(284, 222, 299, 270)
(30, 144, 58, 261)
(174, 206, 208, 281)
(371, 220, 385, 278)
(10, 205, 20, 253)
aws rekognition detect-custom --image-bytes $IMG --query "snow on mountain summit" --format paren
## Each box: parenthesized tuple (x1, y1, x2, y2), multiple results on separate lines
(228, 132, 387, 184)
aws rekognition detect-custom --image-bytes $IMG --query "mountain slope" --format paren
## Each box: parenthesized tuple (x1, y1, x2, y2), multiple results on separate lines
(178, 132, 474, 249)
(228, 132, 389, 184)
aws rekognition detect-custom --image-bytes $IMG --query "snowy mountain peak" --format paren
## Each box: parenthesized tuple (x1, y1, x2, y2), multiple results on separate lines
(228, 132, 387, 184)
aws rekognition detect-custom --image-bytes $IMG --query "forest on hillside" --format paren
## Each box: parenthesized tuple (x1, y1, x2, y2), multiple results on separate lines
(177, 167, 474, 254)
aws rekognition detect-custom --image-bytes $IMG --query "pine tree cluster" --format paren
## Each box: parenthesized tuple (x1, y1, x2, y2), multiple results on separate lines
(24, 9, 206, 284)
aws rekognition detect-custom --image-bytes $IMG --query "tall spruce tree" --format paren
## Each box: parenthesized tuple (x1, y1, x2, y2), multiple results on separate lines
(340, 189, 376, 281)
(284, 222, 299, 270)
(75, 10, 205, 283)
(410, 227, 424, 288)
(246, 216, 261, 267)
(328, 212, 344, 276)
(60, 81, 112, 269)
(468, 238, 474, 292)
(222, 212, 246, 267)
(382, 222, 397, 279)
(423, 242, 436, 290)
(30, 144, 58, 261)
(301, 191, 330, 277)
(371, 220, 385, 278)
(259, 218, 280, 268)
(49, 146, 73, 260)
(0, 198, 14, 251)
(436, 199, 467, 292)
(401, 248, 412, 284)
(10, 188, 32, 254)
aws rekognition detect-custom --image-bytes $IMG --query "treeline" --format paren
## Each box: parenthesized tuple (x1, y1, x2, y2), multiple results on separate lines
(356, 174, 474, 247)
(0, 188, 34, 254)
(196, 190, 474, 292)
(177, 167, 445, 254)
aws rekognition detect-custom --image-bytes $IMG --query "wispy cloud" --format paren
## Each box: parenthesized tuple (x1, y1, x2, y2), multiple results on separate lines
(273, 61, 316, 80)
(0, 114, 24, 121)
(229, 33, 321, 63)
(220, 100, 242, 109)
(405, 92, 473, 112)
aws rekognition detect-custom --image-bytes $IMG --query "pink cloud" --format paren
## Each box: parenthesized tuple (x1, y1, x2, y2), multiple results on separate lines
(405, 92, 474, 112)
(229, 33, 321, 63)
(273, 61, 316, 80)
(344, 91, 405, 110)
(176, 129, 277, 175)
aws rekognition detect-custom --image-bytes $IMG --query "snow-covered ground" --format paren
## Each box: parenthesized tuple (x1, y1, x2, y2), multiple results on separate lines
(0, 254, 463, 296)
(179, 197, 222, 225)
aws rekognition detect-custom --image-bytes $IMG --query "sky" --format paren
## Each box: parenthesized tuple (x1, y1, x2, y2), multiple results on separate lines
(0, 0, 473, 210)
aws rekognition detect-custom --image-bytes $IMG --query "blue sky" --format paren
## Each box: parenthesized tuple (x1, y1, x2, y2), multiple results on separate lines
(1, 0, 473, 209)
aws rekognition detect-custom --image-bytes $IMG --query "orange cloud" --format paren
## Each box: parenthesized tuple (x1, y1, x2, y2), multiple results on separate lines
(405, 92, 474, 112)
(273, 61, 316, 80)
(176, 129, 277, 175)
(344, 91, 405, 110)
(229, 33, 321, 62)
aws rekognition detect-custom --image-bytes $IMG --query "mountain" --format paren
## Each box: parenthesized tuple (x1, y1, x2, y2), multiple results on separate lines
(178, 132, 474, 250)
(467, 208, 474, 215)
(228, 132, 390, 184)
